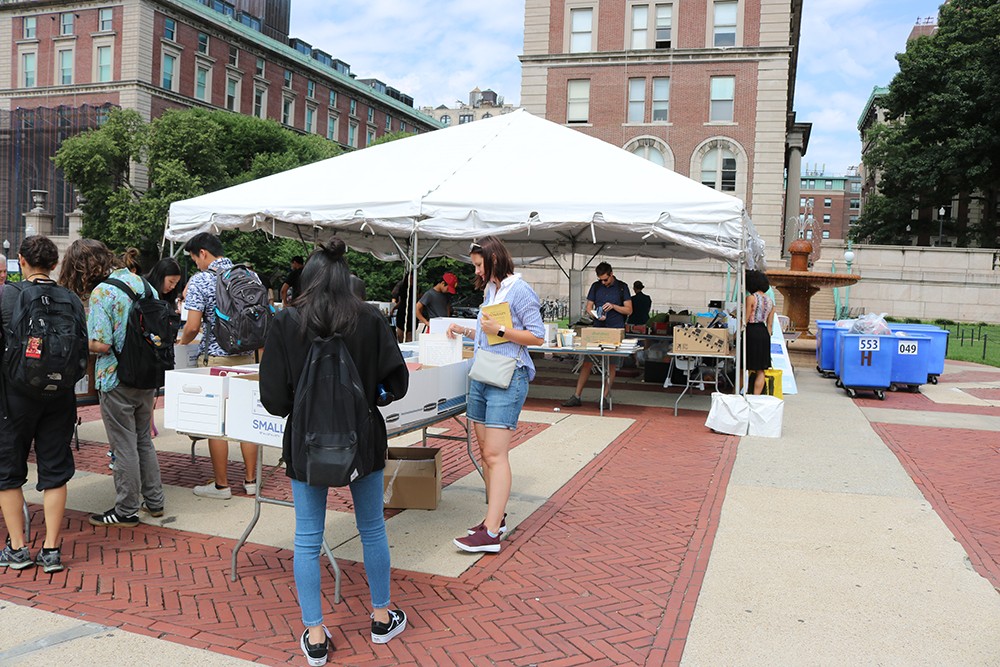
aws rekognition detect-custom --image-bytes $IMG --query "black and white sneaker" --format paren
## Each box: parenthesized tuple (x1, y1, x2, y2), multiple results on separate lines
(88, 508, 139, 527)
(371, 609, 406, 644)
(300, 626, 332, 666)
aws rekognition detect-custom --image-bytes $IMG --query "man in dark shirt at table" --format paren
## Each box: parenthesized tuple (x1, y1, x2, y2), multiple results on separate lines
(563, 262, 632, 410)
(280, 256, 304, 304)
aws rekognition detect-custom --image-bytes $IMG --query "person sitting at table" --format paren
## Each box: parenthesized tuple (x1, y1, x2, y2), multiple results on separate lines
(745, 269, 775, 394)
(627, 280, 652, 327)
(562, 262, 632, 410)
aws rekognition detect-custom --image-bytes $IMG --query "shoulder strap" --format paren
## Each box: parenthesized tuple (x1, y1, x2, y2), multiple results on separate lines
(104, 277, 139, 301)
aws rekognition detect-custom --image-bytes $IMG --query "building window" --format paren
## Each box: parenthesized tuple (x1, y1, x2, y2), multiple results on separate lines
(441, 114, 452, 125)
(329, 90, 337, 107)
(367, 107, 374, 123)
(23, 16, 36, 39)
(631, 5, 648, 49)
(652, 77, 669, 121)
(824, 180, 833, 189)
(822, 230, 830, 239)
(808, 179, 815, 188)
(459, 114, 474, 124)
(569, 7, 594, 53)
(350, 98, 357, 116)
(96, 45, 112, 83)
(709, 76, 735, 122)
(282, 97, 294, 125)
(713, 1, 737, 47)
(197, 32, 209, 54)
(255, 56, 265, 77)
(228, 45, 238, 67)
(61, 13, 74, 36)
(348, 122, 358, 147)
(305, 106, 316, 133)
(366, 128, 376, 146)
(822, 214, 831, 223)
(800, 179, 807, 188)
(226, 77, 239, 111)
(99, 9, 114, 32)
(823, 198, 832, 207)
(701, 147, 737, 191)
(306, 80, 315, 98)
(800, 198, 806, 207)
(327, 115, 338, 141)
(654, 4, 673, 48)
(196, 66, 210, 101)
(58, 49, 74, 85)
(631, 143, 665, 167)
(850, 199, 860, 209)
(850, 181, 861, 193)
(21, 53, 36, 88)
(164, 18, 176, 41)
(385, 115, 392, 131)
(400, 121, 406, 132)
(162, 53, 176, 90)
(849, 215, 858, 225)
(253, 87, 265, 117)
(567, 79, 590, 123)
(633, 4, 673, 49)
(627, 78, 645, 123)
(283, 69, 292, 88)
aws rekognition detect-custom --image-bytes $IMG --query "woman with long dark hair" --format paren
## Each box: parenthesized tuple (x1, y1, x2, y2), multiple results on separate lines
(744, 269, 775, 394)
(145, 257, 183, 338)
(447, 236, 545, 554)
(259, 239, 409, 666)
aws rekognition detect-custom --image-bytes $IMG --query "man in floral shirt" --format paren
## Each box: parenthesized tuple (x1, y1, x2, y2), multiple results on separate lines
(87, 256, 165, 527)
(179, 233, 258, 499)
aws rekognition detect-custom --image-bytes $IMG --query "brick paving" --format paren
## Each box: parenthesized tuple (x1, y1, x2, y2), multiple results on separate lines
(2, 398, 736, 666)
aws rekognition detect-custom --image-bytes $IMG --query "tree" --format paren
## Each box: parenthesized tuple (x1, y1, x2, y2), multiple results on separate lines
(858, 0, 1000, 247)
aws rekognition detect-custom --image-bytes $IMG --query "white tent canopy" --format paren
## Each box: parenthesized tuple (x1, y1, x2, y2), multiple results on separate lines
(166, 109, 765, 269)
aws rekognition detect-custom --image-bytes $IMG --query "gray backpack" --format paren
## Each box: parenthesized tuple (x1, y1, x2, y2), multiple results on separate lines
(211, 264, 274, 354)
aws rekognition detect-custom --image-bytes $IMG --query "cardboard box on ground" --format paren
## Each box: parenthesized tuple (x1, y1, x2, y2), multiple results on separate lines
(383, 447, 442, 510)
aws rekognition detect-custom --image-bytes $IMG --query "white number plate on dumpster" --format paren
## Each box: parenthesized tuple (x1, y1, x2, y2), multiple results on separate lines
(897, 341, 919, 355)
(858, 337, 880, 351)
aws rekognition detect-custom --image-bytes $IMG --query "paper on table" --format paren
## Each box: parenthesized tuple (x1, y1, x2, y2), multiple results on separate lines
(418, 333, 463, 366)
(481, 302, 513, 345)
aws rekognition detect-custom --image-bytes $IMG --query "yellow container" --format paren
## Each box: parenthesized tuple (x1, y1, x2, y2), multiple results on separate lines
(763, 369, 783, 399)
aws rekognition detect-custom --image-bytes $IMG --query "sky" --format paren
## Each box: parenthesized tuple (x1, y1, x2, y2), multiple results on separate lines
(288, 0, 946, 177)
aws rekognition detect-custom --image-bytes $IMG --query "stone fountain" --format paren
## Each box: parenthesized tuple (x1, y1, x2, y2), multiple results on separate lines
(767, 238, 860, 338)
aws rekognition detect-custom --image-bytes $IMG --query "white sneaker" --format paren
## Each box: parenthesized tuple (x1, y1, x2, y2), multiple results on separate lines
(243, 481, 258, 496)
(193, 482, 232, 499)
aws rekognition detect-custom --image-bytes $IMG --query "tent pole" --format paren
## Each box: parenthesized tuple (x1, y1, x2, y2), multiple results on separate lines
(410, 233, 419, 342)
(541, 243, 570, 280)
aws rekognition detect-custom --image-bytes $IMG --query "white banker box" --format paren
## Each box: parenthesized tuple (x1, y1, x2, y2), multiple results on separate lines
(163, 366, 256, 436)
(225, 374, 285, 448)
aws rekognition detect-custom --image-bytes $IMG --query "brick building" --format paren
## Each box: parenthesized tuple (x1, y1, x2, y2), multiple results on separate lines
(519, 0, 807, 261)
(797, 166, 862, 242)
(0, 0, 438, 247)
(420, 87, 518, 126)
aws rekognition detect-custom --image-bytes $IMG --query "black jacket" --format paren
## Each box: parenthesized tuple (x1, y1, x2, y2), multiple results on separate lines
(258, 304, 409, 482)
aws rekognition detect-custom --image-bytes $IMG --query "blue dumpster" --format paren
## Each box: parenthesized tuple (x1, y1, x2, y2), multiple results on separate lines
(839, 333, 893, 399)
(889, 333, 931, 391)
(833, 328, 849, 380)
(889, 324, 950, 384)
(816, 321, 838, 376)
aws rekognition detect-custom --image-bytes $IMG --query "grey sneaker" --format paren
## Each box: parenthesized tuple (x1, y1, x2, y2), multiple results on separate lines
(35, 548, 65, 574)
(141, 502, 164, 518)
(561, 395, 582, 407)
(0, 542, 33, 570)
(193, 482, 232, 499)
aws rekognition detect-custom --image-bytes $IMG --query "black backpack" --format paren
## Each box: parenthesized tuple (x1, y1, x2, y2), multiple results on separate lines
(3, 280, 88, 398)
(103, 277, 176, 389)
(290, 332, 373, 487)
(212, 264, 273, 354)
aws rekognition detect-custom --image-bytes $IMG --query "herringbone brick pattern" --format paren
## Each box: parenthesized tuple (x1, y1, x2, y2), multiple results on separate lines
(2, 399, 736, 666)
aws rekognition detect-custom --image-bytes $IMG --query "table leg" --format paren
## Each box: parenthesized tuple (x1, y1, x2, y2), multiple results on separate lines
(231, 447, 264, 581)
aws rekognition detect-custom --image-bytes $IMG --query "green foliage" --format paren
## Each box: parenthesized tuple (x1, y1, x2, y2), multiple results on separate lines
(933, 318, 956, 326)
(368, 131, 416, 148)
(862, 0, 1000, 247)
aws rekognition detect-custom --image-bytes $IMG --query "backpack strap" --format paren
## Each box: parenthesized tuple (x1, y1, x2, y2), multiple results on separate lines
(104, 277, 155, 301)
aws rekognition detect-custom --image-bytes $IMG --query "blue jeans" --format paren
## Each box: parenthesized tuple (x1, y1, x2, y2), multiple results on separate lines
(291, 469, 391, 627)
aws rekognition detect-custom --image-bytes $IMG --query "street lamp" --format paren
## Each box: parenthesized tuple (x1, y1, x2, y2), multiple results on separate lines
(938, 206, 946, 247)
(842, 241, 855, 318)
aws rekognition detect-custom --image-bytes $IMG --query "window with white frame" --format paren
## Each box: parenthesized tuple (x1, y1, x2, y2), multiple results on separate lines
(631, 142, 665, 167)
(307, 80, 315, 98)
(164, 17, 176, 41)
(196, 66, 210, 101)
(228, 45, 238, 67)
(226, 77, 239, 111)
(800, 197, 806, 207)
(652, 77, 669, 121)
(253, 87, 266, 117)
(58, 49, 74, 85)
(713, 1, 737, 47)
(327, 115, 338, 141)
(627, 78, 645, 123)
(366, 128, 375, 146)
(459, 113, 473, 124)
(822, 214, 831, 223)
(630, 5, 648, 49)
(701, 147, 737, 191)
(850, 181, 861, 192)
(385, 114, 392, 131)
(823, 198, 832, 207)
(850, 198, 860, 209)
(367, 107, 374, 123)
(283, 69, 292, 88)
(400, 121, 406, 132)
(282, 97, 294, 125)
(162, 53, 177, 90)
(569, 7, 594, 53)
(824, 180, 833, 189)
(305, 106, 316, 133)
(709, 76, 735, 122)
(96, 45, 112, 83)
(654, 4, 672, 48)
(349, 98, 357, 116)
(348, 121, 358, 147)
(255, 57, 265, 77)
(441, 114, 451, 125)
(822, 230, 830, 239)
(22, 53, 37, 88)
(328, 90, 336, 107)
(23, 16, 36, 39)
(99, 8, 113, 32)
(198, 32, 209, 54)
(567, 79, 590, 123)
(61, 13, 74, 36)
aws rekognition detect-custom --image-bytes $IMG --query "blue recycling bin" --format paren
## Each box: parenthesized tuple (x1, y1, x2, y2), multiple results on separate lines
(816, 321, 839, 376)
(888, 324, 950, 383)
(838, 333, 893, 399)
(889, 333, 931, 391)
(834, 328, 850, 380)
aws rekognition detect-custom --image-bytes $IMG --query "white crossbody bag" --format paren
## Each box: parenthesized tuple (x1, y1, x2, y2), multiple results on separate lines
(468, 276, 522, 389)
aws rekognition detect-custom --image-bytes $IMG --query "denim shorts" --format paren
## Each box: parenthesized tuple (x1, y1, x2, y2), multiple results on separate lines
(467, 366, 530, 430)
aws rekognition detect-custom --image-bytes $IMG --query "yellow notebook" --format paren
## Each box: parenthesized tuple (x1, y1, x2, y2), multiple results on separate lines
(481, 302, 513, 345)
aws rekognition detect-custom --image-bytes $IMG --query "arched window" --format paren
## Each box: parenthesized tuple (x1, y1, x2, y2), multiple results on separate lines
(623, 136, 674, 170)
(441, 114, 451, 125)
(632, 144, 665, 166)
(482, 112, 492, 119)
(700, 147, 736, 191)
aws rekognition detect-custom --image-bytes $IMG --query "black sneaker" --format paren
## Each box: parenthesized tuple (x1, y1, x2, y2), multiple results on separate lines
(35, 547, 65, 573)
(300, 626, 332, 666)
(141, 502, 164, 518)
(561, 395, 582, 407)
(371, 609, 406, 644)
(0, 541, 33, 570)
(89, 508, 139, 527)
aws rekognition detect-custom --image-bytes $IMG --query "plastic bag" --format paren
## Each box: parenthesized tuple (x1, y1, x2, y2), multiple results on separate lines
(850, 312, 891, 335)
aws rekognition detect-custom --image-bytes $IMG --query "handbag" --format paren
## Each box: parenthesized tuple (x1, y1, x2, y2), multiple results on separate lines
(469, 348, 517, 389)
